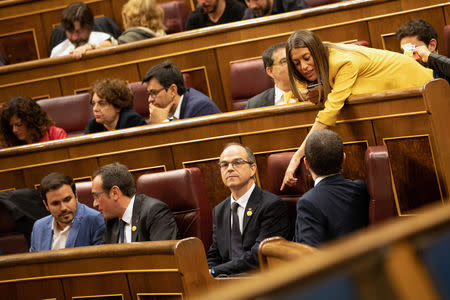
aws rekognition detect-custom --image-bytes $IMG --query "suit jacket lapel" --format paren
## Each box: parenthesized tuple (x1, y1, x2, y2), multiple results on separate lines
(243, 186, 261, 235)
(65, 202, 83, 248)
(43, 217, 53, 250)
(131, 195, 141, 242)
(221, 197, 231, 259)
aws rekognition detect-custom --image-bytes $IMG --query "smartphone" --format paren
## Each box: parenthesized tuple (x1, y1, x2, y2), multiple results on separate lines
(307, 83, 318, 89)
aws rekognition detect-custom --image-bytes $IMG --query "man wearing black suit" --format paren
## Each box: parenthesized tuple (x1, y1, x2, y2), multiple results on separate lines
(143, 61, 221, 123)
(294, 129, 369, 247)
(92, 162, 178, 244)
(246, 43, 295, 109)
(208, 143, 290, 277)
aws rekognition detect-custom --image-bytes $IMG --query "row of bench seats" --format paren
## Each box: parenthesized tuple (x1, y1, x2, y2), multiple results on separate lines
(0, 145, 396, 255)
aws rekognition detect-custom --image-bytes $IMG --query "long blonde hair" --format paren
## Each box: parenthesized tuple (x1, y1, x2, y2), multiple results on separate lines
(122, 0, 166, 33)
(286, 30, 331, 102)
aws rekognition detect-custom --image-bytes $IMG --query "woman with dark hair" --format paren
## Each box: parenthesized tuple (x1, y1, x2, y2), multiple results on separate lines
(1, 96, 67, 147)
(85, 78, 146, 134)
(281, 29, 433, 189)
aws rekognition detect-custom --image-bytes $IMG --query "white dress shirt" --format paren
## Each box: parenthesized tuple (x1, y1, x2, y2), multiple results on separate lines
(229, 183, 256, 233)
(120, 195, 136, 243)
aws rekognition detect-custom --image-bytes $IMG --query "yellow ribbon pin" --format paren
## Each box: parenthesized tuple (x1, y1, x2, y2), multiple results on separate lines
(247, 208, 252, 217)
(132, 226, 137, 232)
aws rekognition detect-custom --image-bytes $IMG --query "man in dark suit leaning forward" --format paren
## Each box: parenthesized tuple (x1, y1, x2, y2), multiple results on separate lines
(208, 143, 291, 277)
(294, 129, 369, 247)
(92, 162, 178, 244)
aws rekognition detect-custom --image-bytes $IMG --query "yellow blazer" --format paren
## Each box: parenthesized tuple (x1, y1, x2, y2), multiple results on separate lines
(285, 43, 433, 126)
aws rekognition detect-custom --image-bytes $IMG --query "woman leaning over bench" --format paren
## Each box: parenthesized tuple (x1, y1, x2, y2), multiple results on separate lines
(281, 29, 433, 190)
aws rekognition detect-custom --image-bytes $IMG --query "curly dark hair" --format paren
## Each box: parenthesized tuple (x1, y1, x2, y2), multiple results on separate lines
(396, 19, 438, 48)
(89, 78, 134, 110)
(0, 96, 53, 146)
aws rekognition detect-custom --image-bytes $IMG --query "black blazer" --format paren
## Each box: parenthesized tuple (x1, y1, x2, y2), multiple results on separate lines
(294, 174, 369, 247)
(85, 109, 146, 134)
(245, 88, 275, 109)
(207, 186, 291, 276)
(103, 194, 178, 244)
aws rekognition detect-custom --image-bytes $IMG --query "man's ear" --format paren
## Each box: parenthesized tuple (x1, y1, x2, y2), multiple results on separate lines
(428, 38, 438, 52)
(169, 83, 178, 98)
(342, 152, 347, 166)
(43, 200, 50, 211)
(110, 186, 121, 200)
(266, 66, 275, 80)
(304, 157, 310, 171)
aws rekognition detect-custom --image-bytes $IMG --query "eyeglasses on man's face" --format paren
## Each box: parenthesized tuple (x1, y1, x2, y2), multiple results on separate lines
(272, 58, 287, 67)
(218, 158, 254, 169)
(147, 87, 166, 98)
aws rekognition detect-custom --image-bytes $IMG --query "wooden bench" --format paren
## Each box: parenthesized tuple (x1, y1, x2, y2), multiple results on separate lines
(0, 0, 448, 111)
(0, 237, 214, 300)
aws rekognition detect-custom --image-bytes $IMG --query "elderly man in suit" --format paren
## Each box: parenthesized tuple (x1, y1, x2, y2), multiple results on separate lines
(143, 61, 221, 123)
(246, 42, 296, 109)
(294, 129, 369, 246)
(92, 162, 178, 244)
(30, 172, 105, 252)
(207, 143, 290, 277)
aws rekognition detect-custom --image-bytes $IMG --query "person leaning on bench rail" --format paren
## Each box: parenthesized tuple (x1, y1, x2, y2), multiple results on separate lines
(281, 29, 434, 190)
(0, 96, 67, 147)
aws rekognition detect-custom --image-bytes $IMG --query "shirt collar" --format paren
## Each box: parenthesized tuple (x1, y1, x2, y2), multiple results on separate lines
(121, 195, 135, 225)
(274, 85, 285, 106)
(51, 217, 72, 233)
(230, 183, 256, 208)
(173, 94, 184, 120)
(314, 173, 339, 186)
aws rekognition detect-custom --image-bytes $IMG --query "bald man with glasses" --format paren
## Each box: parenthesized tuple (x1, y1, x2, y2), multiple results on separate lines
(207, 143, 291, 277)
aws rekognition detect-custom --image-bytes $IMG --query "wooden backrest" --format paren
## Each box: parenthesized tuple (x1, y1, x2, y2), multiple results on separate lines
(258, 236, 317, 271)
(0, 237, 214, 300)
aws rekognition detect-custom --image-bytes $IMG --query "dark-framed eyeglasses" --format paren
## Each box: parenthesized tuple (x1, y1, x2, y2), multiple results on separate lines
(218, 159, 254, 169)
(92, 191, 106, 200)
(148, 87, 166, 98)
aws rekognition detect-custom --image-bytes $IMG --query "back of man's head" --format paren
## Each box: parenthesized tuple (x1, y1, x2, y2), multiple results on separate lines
(142, 61, 186, 95)
(305, 129, 343, 176)
(62, 2, 94, 32)
(262, 42, 286, 69)
(93, 162, 136, 197)
(40, 172, 76, 203)
(396, 19, 438, 47)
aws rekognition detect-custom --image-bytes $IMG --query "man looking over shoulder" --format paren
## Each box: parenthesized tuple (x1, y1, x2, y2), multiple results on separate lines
(246, 42, 297, 109)
(51, 2, 117, 59)
(186, 0, 245, 30)
(396, 19, 450, 83)
(242, 0, 309, 20)
(143, 61, 221, 123)
(294, 129, 369, 247)
(92, 162, 178, 243)
(208, 143, 290, 277)
(30, 172, 105, 252)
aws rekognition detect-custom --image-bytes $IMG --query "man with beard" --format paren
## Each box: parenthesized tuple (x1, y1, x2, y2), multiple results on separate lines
(186, 0, 245, 30)
(50, 2, 117, 59)
(242, 0, 308, 19)
(30, 173, 105, 252)
(396, 19, 450, 83)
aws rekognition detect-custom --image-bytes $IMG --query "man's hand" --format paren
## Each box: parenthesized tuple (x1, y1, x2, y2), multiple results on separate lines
(70, 43, 95, 60)
(414, 45, 431, 63)
(149, 102, 175, 123)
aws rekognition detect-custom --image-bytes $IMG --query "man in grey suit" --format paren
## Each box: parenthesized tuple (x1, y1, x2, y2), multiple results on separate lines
(246, 42, 295, 109)
(92, 162, 178, 244)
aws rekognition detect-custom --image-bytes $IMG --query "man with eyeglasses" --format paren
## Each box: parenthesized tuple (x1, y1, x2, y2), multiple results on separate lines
(142, 61, 221, 123)
(207, 143, 290, 277)
(30, 172, 105, 252)
(92, 162, 178, 244)
(246, 43, 297, 109)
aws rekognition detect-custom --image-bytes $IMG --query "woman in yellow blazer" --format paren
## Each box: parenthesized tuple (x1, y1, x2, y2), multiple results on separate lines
(281, 29, 433, 190)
